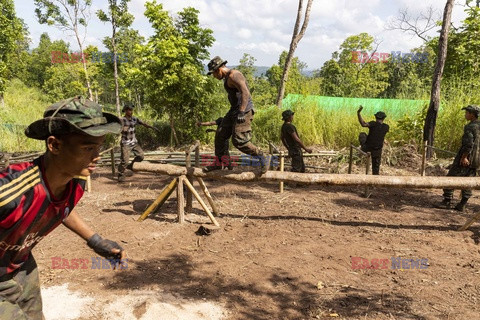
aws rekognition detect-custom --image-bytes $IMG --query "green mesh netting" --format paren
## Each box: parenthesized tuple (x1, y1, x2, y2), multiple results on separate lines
(282, 94, 428, 120)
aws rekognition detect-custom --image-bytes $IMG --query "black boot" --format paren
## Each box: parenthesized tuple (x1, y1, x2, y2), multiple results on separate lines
(202, 165, 222, 173)
(455, 198, 469, 212)
(435, 198, 452, 210)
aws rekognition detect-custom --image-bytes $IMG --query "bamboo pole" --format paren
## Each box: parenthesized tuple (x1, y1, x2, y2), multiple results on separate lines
(182, 177, 220, 226)
(458, 212, 480, 231)
(137, 178, 178, 221)
(86, 176, 92, 193)
(280, 151, 285, 193)
(348, 145, 353, 174)
(177, 176, 185, 223)
(110, 149, 116, 175)
(196, 177, 219, 216)
(421, 140, 427, 176)
(133, 162, 480, 190)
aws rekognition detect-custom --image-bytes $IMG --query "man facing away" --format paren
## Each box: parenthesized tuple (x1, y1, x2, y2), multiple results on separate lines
(357, 106, 389, 175)
(118, 102, 159, 182)
(438, 104, 480, 212)
(206, 56, 269, 173)
(280, 110, 312, 172)
(0, 96, 125, 319)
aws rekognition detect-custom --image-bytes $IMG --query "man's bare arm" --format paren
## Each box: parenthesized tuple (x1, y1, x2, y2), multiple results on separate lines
(357, 106, 369, 127)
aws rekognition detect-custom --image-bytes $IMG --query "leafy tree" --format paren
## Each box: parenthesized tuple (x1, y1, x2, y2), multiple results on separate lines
(267, 51, 307, 97)
(318, 33, 389, 98)
(34, 0, 94, 99)
(97, 0, 134, 115)
(0, 0, 24, 103)
(133, 1, 216, 145)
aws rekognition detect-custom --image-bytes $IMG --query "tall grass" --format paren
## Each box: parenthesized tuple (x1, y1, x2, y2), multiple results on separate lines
(253, 84, 480, 154)
(0, 79, 52, 152)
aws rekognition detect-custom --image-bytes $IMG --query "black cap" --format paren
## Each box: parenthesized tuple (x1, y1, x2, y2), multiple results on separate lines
(374, 111, 387, 119)
(282, 109, 294, 120)
(462, 104, 480, 116)
(122, 102, 135, 112)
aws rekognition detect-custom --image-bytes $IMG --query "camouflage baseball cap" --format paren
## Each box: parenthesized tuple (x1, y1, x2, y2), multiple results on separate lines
(462, 104, 480, 116)
(374, 111, 387, 119)
(25, 96, 121, 140)
(207, 56, 227, 75)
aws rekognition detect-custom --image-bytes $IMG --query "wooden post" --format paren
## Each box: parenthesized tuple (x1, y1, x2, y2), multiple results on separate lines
(364, 152, 371, 197)
(195, 140, 200, 168)
(110, 149, 116, 175)
(177, 176, 185, 223)
(183, 178, 220, 227)
(138, 178, 178, 221)
(280, 151, 285, 193)
(365, 152, 371, 175)
(421, 140, 427, 176)
(196, 177, 220, 216)
(86, 176, 92, 193)
(185, 150, 193, 212)
(269, 144, 273, 170)
(348, 145, 353, 174)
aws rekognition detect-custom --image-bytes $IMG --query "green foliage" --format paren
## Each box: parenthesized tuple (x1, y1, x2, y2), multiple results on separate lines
(0, 79, 51, 152)
(318, 33, 390, 98)
(0, 0, 25, 97)
(133, 1, 218, 145)
(266, 51, 307, 96)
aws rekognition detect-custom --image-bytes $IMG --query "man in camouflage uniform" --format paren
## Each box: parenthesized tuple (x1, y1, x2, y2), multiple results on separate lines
(118, 103, 159, 182)
(438, 105, 480, 211)
(1, 96, 125, 319)
(206, 56, 269, 173)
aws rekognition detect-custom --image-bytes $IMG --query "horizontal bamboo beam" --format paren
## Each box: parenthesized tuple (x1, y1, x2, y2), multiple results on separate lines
(133, 162, 480, 189)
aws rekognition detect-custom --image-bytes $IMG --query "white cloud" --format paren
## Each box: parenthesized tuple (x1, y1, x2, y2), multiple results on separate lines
(236, 28, 252, 39)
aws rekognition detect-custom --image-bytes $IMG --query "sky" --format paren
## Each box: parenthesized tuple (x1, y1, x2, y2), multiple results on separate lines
(14, 0, 469, 70)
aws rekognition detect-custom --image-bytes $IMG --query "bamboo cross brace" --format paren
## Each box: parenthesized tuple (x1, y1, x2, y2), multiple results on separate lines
(182, 176, 220, 227)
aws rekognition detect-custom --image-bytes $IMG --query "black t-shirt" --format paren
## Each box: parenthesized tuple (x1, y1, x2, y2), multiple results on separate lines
(281, 123, 300, 150)
(366, 121, 389, 150)
(215, 117, 223, 126)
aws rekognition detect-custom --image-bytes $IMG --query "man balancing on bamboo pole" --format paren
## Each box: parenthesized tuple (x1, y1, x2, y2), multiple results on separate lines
(437, 104, 480, 212)
(206, 56, 269, 173)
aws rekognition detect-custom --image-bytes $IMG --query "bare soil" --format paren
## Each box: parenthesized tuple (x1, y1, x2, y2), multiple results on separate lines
(34, 158, 480, 320)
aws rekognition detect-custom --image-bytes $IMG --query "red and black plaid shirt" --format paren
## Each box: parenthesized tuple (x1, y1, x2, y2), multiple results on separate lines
(0, 156, 86, 276)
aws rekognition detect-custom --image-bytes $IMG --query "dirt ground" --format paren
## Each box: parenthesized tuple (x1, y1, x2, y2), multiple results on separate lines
(34, 155, 480, 320)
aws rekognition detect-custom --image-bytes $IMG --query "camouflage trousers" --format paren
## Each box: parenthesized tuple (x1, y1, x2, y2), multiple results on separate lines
(215, 110, 263, 161)
(443, 165, 478, 200)
(0, 256, 44, 320)
(288, 148, 305, 173)
(118, 142, 144, 176)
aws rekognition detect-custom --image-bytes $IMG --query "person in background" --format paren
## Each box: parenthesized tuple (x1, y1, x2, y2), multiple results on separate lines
(357, 106, 389, 175)
(118, 102, 159, 182)
(438, 104, 480, 211)
(280, 110, 312, 173)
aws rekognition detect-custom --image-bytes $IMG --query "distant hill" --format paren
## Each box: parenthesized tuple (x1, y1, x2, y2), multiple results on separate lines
(204, 65, 315, 78)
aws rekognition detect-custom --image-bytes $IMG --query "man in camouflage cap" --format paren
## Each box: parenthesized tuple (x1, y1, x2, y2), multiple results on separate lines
(0, 96, 126, 319)
(206, 56, 269, 174)
(438, 104, 480, 211)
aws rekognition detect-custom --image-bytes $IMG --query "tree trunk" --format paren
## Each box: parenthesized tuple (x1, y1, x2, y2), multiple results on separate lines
(423, 0, 454, 159)
(134, 162, 480, 190)
(111, 21, 121, 116)
(170, 114, 179, 146)
(275, 0, 313, 108)
(75, 35, 93, 100)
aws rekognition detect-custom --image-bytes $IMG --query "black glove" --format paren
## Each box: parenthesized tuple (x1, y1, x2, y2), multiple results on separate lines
(237, 111, 246, 124)
(87, 233, 123, 262)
